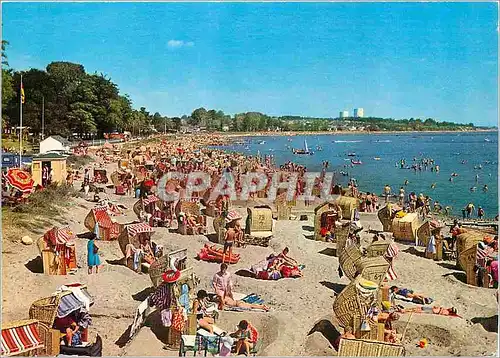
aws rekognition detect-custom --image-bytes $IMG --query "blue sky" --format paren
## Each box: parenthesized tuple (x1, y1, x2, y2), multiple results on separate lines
(2, 2, 498, 125)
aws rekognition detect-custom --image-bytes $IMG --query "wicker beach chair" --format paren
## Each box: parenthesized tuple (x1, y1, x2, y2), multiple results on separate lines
(456, 230, 485, 270)
(391, 213, 423, 244)
(1, 319, 44, 357)
(355, 257, 390, 286)
(149, 248, 188, 287)
(29, 285, 95, 356)
(275, 193, 292, 220)
(245, 205, 274, 247)
(336, 196, 360, 220)
(84, 206, 124, 241)
(335, 223, 351, 256)
(339, 244, 363, 281)
(338, 338, 405, 357)
(332, 276, 379, 335)
(176, 201, 207, 235)
(314, 201, 341, 242)
(417, 220, 445, 260)
(377, 206, 392, 233)
(37, 227, 77, 276)
(117, 222, 157, 272)
(365, 239, 391, 258)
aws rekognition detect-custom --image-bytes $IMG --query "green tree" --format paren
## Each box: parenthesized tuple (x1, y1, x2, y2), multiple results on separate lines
(190, 107, 207, 126)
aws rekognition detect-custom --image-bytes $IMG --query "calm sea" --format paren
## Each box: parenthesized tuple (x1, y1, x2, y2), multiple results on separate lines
(218, 131, 499, 219)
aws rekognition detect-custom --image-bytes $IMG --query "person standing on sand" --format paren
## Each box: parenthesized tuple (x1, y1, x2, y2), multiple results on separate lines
(384, 184, 391, 203)
(398, 187, 405, 206)
(87, 233, 101, 274)
(213, 263, 233, 309)
(465, 202, 475, 218)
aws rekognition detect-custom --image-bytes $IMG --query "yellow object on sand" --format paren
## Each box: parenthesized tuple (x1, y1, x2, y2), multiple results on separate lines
(358, 277, 378, 290)
(395, 211, 406, 218)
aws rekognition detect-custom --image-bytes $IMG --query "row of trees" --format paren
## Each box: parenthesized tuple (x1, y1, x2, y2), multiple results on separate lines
(2, 41, 176, 138)
(2, 40, 480, 139)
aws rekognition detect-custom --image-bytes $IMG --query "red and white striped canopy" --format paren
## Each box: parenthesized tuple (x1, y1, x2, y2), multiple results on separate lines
(143, 195, 160, 206)
(126, 222, 154, 237)
(44, 226, 75, 246)
(1, 320, 43, 356)
(92, 206, 113, 228)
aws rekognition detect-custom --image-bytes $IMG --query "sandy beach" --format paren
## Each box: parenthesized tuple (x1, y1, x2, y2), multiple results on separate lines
(2, 146, 498, 357)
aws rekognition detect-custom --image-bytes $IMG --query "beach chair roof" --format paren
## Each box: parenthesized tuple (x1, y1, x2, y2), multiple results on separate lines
(92, 206, 113, 228)
(43, 226, 75, 246)
(1, 319, 44, 356)
(126, 222, 154, 237)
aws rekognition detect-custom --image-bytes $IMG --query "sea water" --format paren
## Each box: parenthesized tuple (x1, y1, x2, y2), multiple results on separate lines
(219, 131, 499, 219)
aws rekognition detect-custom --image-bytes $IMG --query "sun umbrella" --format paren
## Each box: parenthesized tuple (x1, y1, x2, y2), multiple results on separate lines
(5, 168, 34, 193)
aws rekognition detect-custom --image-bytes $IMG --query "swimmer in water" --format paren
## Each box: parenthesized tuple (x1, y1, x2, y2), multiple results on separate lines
(449, 177, 454, 182)
(483, 185, 489, 192)
(404, 179, 409, 186)
(431, 183, 436, 189)
(470, 187, 477, 192)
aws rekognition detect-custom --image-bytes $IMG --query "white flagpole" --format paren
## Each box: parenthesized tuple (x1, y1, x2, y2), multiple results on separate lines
(19, 74, 23, 167)
(41, 96, 45, 140)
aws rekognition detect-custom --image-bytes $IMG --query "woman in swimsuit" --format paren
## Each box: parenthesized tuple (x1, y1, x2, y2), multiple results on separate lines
(192, 290, 215, 333)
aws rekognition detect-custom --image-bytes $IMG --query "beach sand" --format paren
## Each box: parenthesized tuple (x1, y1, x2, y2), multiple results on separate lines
(1, 159, 498, 357)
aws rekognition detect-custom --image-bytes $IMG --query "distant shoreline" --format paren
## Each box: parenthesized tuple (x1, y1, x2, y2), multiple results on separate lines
(223, 129, 498, 137)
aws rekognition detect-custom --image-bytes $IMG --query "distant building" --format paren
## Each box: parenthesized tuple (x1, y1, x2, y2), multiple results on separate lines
(339, 111, 349, 118)
(354, 108, 364, 118)
(39, 135, 71, 154)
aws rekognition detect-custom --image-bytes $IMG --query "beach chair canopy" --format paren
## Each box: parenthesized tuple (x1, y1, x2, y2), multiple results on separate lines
(43, 226, 75, 247)
(29, 284, 93, 326)
(1, 319, 44, 356)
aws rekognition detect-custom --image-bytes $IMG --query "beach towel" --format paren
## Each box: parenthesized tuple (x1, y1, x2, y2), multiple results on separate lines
(129, 299, 151, 340)
(427, 235, 437, 254)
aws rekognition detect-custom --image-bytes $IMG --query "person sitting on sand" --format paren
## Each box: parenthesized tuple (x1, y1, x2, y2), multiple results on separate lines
(390, 286, 433, 304)
(139, 236, 156, 264)
(193, 290, 215, 334)
(231, 320, 258, 356)
(383, 312, 402, 343)
(277, 247, 298, 267)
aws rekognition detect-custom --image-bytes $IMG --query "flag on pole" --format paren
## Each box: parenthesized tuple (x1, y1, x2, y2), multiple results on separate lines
(20, 81, 25, 104)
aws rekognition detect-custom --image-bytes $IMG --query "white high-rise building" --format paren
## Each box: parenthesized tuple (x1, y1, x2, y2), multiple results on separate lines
(339, 111, 349, 118)
(353, 108, 364, 118)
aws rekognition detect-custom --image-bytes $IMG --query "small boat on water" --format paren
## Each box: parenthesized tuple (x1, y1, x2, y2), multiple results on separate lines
(347, 152, 356, 157)
(373, 157, 381, 161)
(351, 159, 362, 165)
(258, 140, 266, 145)
(484, 138, 491, 142)
(293, 139, 314, 155)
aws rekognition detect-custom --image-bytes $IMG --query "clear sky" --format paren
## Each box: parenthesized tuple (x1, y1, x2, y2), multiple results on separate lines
(2, 2, 498, 126)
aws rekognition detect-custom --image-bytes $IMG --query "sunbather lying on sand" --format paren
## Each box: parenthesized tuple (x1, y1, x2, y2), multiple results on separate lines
(222, 295, 270, 311)
(390, 286, 433, 304)
(403, 306, 458, 316)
